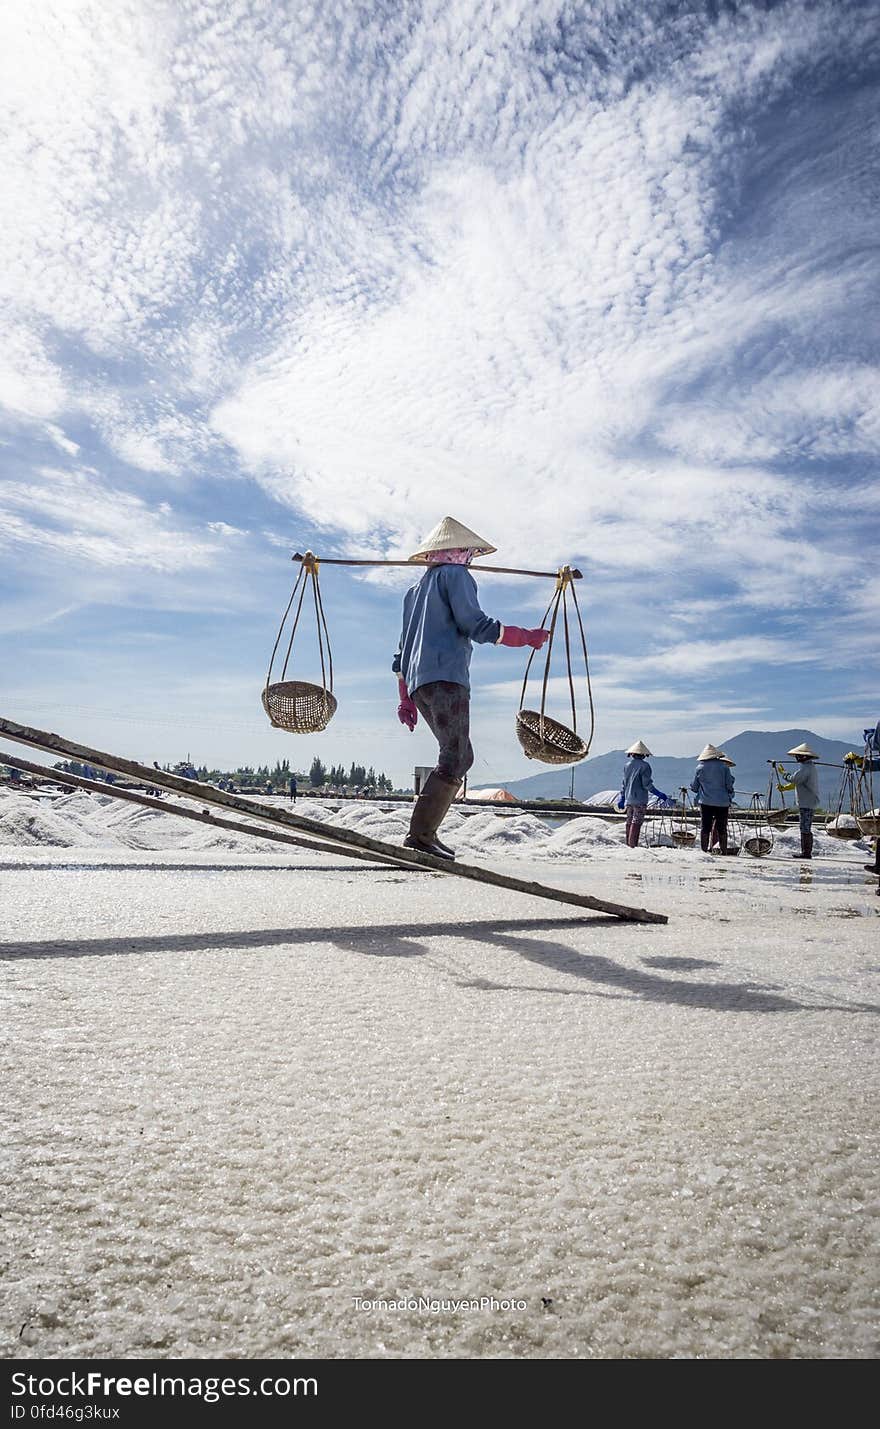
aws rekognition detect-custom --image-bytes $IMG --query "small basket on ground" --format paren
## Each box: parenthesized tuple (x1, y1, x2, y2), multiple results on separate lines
(739, 793, 774, 857)
(516, 709, 589, 765)
(857, 814, 880, 838)
(827, 764, 866, 840)
(262, 681, 337, 733)
(669, 788, 697, 848)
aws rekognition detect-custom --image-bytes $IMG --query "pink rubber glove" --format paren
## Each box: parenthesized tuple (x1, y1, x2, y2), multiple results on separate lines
(397, 679, 417, 731)
(499, 626, 549, 650)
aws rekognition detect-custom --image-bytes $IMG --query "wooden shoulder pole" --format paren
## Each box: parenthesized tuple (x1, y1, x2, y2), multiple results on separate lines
(292, 553, 583, 580)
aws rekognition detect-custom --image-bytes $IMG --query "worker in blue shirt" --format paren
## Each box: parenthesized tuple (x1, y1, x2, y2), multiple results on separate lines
(393, 516, 548, 860)
(617, 740, 670, 847)
(690, 744, 736, 853)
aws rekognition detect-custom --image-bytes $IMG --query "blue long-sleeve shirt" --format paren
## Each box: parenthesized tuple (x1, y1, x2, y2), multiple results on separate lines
(392, 564, 501, 696)
(620, 755, 663, 807)
(690, 759, 735, 807)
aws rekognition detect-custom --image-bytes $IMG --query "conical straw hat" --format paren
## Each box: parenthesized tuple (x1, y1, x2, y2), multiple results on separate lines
(626, 740, 651, 756)
(719, 752, 735, 765)
(697, 744, 723, 761)
(409, 516, 497, 562)
(787, 742, 818, 758)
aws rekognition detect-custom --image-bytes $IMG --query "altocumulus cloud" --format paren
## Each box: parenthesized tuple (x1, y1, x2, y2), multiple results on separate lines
(0, 0, 878, 761)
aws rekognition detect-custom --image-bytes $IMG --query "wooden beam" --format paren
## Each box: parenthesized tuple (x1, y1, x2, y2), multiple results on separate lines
(0, 716, 667, 923)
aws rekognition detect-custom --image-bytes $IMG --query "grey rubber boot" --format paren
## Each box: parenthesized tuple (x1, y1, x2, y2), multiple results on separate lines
(792, 828, 813, 860)
(405, 772, 461, 860)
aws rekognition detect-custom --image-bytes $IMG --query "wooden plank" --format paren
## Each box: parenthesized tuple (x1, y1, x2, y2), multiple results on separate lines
(0, 715, 668, 923)
(0, 754, 412, 869)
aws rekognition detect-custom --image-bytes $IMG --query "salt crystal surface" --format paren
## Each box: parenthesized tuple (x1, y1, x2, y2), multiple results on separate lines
(1, 788, 878, 1359)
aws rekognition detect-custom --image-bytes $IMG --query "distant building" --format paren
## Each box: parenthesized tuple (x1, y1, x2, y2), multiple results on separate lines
(413, 765, 435, 796)
(465, 786, 518, 803)
(588, 788, 665, 808)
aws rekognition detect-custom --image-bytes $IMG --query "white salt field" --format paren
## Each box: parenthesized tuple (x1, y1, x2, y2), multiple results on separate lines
(1, 790, 878, 1359)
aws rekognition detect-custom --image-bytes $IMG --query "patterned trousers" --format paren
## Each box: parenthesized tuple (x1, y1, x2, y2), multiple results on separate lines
(625, 804, 646, 848)
(413, 681, 474, 786)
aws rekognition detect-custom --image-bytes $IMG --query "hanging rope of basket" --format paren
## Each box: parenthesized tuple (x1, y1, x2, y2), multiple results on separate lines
(743, 793, 773, 857)
(826, 764, 860, 840)
(856, 739, 880, 838)
(262, 552, 337, 733)
(719, 805, 742, 856)
(671, 787, 696, 847)
(516, 567, 595, 765)
(647, 800, 673, 848)
(765, 763, 791, 827)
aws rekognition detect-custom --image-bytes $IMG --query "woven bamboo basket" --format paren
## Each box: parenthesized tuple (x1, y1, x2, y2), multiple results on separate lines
(262, 681, 337, 733)
(671, 830, 696, 847)
(825, 815, 860, 841)
(856, 813, 880, 838)
(743, 835, 773, 858)
(516, 709, 589, 765)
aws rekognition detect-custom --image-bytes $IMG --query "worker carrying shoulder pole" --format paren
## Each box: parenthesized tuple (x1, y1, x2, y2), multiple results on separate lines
(393, 516, 549, 860)
(776, 742, 821, 860)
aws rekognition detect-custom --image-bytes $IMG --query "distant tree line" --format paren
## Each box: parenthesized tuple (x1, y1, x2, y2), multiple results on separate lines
(308, 758, 393, 792)
(55, 755, 396, 794)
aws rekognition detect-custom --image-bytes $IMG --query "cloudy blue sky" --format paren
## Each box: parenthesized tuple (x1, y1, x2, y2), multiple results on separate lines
(1, 0, 877, 785)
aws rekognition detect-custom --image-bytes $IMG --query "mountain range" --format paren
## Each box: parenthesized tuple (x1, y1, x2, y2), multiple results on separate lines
(498, 730, 859, 808)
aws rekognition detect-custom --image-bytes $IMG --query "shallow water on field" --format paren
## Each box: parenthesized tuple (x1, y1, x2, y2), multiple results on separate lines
(624, 860, 880, 915)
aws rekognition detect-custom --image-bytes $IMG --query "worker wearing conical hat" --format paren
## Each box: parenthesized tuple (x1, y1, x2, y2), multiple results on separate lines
(617, 740, 671, 849)
(860, 720, 880, 877)
(776, 743, 820, 861)
(706, 753, 736, 849)
(690, 744, 735, 853)
(393, 517, 549, 860)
